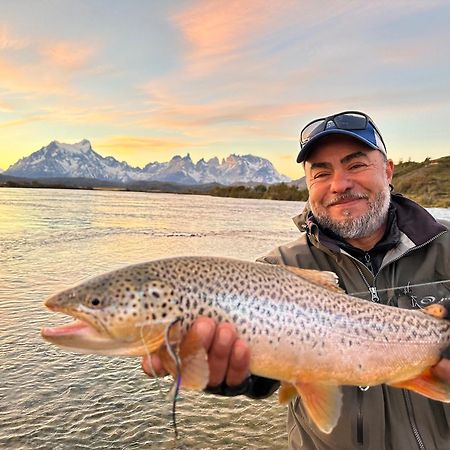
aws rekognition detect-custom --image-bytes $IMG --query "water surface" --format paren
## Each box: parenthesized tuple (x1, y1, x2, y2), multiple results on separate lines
(1, 188, 449, 450)
(0, 188, 306, 450)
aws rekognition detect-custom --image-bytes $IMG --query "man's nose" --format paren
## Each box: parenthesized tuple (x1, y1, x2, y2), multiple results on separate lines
(329, 171, 354, 193)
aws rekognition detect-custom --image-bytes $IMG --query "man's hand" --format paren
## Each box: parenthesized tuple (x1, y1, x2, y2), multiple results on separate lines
(141, 317, 251, 388)
(432, 357, 450, 383)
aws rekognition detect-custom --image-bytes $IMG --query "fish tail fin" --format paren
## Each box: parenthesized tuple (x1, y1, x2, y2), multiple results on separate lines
(390, 368, 450, 402)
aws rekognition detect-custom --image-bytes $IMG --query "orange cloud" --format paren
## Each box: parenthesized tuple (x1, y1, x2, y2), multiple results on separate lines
(94, 135, 195, 167)
(0, 55, 71, 97)
(173, 0, 295, 74)
(0, 24, 28, 50)
(40, 41, 96, 70)
(0, 115, 44, 128)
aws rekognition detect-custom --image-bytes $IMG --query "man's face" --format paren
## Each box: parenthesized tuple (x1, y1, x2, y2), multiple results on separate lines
(304, 136, 394, 239)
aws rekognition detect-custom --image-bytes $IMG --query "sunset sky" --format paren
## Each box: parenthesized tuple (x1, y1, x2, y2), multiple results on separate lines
(1, 1, 450, 179)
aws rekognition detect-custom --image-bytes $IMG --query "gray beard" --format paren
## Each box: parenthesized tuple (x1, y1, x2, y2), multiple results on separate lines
(311, 188, 391, 240)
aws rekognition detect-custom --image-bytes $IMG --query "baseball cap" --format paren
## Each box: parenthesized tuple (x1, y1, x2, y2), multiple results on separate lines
(297, 111, 387, 163)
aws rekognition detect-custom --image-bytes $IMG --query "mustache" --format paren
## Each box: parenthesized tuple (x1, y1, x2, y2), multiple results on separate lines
(324, 192, 369, 207)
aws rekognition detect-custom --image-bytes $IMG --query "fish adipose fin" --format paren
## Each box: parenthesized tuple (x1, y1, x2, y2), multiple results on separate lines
(283, 266, 344, 294)
(294, 381, 343, 434)
(159, 329, 209, 391)
(390, 368, 450, 402)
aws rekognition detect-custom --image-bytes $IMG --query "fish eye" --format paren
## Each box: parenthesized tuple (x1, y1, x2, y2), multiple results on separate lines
(91, 298, 101, 306)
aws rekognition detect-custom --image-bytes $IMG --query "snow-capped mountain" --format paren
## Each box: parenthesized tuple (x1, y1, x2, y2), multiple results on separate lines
(5, 140, 291, 185)
(5, 140, 141, 183)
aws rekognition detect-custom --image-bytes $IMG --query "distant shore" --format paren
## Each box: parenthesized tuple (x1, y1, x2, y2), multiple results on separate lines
(1, 154, 449, 207)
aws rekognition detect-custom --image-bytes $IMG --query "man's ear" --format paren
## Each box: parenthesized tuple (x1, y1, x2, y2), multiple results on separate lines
(386, 159, 394, 183)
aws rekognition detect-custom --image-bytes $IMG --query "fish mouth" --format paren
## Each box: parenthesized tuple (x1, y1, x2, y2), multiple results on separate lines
(41, 297, 166, 357)
(41, 319, 96, 339)
(41, 295, 119, 355)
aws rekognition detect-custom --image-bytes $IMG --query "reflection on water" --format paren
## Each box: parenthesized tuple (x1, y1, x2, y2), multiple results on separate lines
(0, 188, 309, 450)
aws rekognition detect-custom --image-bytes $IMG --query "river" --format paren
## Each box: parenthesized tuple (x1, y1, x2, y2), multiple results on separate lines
(0, 188, 449, 450)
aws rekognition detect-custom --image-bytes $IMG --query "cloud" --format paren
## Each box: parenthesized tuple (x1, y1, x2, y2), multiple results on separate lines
(40, 41, 96, 70)
(0, 24, 28, 50)
(0, 115, 44, 128)
(172, 0, 296, 75)
(96, 135, 189, 152)
(0, 55, 74, 98)
(94, 135, 195, 166)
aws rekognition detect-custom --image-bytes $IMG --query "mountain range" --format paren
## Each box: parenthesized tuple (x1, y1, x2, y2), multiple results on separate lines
(4, 140, 291, 185)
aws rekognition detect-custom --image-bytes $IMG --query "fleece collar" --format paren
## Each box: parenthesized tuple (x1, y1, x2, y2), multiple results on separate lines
(292, 193, 447, 251)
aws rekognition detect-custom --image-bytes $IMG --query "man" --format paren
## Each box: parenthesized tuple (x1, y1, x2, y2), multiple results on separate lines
(143, 111, 450, 449)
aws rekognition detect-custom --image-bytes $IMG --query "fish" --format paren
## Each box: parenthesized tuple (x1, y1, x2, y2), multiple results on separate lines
(41, 256, 450, 434)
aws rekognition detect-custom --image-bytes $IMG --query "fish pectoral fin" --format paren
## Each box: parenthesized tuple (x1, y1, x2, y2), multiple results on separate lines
(390, 368, 450, 402)
(278, 381, 298, 404)
(141, 330, 166, 354)
(158, 329, 209, 391)
(294, 381, 343, 434)
(283, 266, 344, 294)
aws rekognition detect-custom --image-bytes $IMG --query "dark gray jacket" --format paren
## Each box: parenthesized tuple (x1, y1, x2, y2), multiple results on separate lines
(261, 194, 450, 450)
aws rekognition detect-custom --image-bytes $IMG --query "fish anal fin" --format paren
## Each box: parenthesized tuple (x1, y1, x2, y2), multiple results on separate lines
(390, 368, 450, 402)
(158, 328, 209, 391)
(284, 266, 344, 293)
(279, 381, 298, 404)
(294, 381, 343, 434)
(422, 303, 448, 320)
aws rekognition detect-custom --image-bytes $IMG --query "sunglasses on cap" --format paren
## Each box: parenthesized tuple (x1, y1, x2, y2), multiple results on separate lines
(297, 111, 387, 163)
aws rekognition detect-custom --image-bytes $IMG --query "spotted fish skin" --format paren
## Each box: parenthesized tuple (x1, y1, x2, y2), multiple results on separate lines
(42, 256, 450, 433)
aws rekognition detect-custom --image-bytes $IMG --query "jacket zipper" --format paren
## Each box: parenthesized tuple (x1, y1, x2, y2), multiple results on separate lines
(350, 233, 447, 450)
(403, 390, 426, 450)
(356, 387, 364, 446)
(313, 228, 447, 448)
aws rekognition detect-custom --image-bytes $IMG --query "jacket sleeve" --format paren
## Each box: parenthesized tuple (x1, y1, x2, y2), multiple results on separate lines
(204, 375, 280, 399)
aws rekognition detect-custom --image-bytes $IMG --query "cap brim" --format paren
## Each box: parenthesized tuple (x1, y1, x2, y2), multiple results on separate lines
(297, 129, 382, 163)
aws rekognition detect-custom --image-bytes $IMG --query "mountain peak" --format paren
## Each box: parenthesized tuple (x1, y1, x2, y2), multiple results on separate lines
(5, 140, 291, 185)
(48, 139, 92, 154)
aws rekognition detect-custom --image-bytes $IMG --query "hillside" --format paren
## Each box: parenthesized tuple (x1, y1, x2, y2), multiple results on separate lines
(392, 155, 450, 208)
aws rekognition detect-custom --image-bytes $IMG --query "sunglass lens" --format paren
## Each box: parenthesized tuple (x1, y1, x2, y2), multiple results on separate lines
(301, 119, 326, 144)
(333, 112, 367, 130)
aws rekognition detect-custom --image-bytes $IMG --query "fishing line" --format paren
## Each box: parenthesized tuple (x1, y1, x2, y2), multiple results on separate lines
(165, 318, 182, 440)
(139, 322, 163, 394)
(348, 279, 450, 298)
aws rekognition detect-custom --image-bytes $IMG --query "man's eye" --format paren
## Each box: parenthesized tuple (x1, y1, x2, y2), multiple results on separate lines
(314, 172, 329, 179)
(350, 163, 366, 170)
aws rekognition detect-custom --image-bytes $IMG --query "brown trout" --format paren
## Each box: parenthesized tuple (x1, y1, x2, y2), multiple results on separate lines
(41, 256, 450, 433)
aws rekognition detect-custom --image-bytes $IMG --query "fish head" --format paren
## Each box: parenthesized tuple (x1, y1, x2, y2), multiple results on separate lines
(41, 266, 183, 356)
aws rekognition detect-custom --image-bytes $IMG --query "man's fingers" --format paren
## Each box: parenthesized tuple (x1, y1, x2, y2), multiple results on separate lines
(226, 338, 251, 386)
(207, 322, 237, 387)
(188, 316, 216, 350)
(141, 354, 167, 378)
(140, 317, 251, 391)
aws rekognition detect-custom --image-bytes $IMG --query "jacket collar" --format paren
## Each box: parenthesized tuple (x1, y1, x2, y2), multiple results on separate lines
(292, 193, 447, 250)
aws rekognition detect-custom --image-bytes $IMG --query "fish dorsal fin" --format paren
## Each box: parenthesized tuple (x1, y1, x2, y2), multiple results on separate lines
(294, 381, 343, 434)
(390, 368, 450, 402)
(283, 266, 344, 294)
(158, 328, 209, 391)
